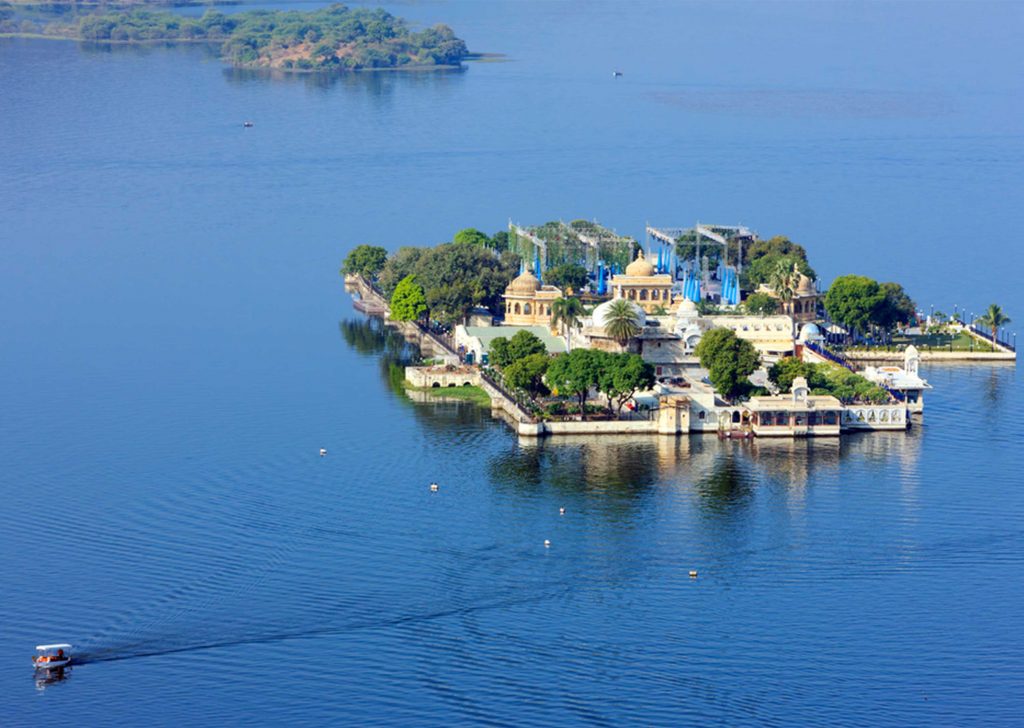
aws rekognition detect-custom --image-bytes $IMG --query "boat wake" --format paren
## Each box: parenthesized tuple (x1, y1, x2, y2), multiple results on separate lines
(72, 585, 569, 666)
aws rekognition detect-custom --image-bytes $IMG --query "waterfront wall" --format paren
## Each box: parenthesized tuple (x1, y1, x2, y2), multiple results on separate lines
(844, 350, 1015, 363)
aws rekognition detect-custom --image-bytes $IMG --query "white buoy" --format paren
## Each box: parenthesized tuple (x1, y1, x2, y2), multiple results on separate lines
(319, 448, 327, 457)
(689, 570, 698, 578)
(559, 507, 566, 516)
(430, 483, 439, 492)
(544, 539, 551, 548)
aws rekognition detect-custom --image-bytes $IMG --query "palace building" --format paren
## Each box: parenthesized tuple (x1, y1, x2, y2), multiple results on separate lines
(608, 250, 675, 313)
(502, 269, 563, 326)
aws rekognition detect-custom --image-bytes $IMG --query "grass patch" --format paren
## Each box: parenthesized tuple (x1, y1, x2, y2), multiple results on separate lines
(846, 330, 997, 353)
(405, 384, 492, 407)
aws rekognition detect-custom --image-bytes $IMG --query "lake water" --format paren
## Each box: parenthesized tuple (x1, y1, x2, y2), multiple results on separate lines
(1, 1, 1022, 725)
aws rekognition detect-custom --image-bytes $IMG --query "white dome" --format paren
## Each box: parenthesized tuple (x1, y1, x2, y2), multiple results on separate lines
(797, 323, 823, 342)
(592, 298, 645, 329)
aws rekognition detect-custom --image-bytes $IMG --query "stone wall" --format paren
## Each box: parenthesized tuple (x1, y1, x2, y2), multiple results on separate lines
(844, 350, 1015, 363)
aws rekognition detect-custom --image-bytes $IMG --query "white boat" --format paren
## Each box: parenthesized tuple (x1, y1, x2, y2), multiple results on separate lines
(33, 644, 72, 670)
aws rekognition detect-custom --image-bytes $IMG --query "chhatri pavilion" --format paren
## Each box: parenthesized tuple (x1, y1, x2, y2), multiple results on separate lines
(501, 268, 563, 326)
(608, 250, 675, 313)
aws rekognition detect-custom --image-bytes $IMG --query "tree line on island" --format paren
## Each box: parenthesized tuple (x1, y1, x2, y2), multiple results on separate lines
(0, 4, 469, 71)
(485, 330, 656, 420)
(341, 226, 1011, 413)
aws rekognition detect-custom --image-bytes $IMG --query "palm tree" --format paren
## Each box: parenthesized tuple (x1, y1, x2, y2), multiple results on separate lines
(975, 304, 1011, 349)
(550, 296, 584, 352)
(767, 260, 798, 315)
(603, 299, 642, 347)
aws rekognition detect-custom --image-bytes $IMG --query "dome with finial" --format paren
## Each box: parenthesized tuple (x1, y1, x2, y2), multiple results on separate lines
(507, 269, 541, 294)
(795, 269, 816, 295)
(624, 250, 655, 277)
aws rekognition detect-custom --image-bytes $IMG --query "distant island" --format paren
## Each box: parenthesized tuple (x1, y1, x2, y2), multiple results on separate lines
(0, 3, 470, 71)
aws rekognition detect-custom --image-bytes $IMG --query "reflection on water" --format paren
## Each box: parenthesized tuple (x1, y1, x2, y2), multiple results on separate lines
(694, 454, 755, 514)
(34, 666, 70, 692)
(77, 40, 221, 63)
(223, 64, 466, 94)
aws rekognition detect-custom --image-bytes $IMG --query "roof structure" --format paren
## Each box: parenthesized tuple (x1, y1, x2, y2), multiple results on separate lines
(463, 326, 567, 354)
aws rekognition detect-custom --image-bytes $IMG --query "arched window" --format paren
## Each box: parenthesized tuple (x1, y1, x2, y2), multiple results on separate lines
(514, 303, 521, 315)
(628, 289, 636, 300)
(639, 290, 648, 301)
(732, 411, 740, 424)
(651, 289, 659, 300)
(524, 303, 532, 315)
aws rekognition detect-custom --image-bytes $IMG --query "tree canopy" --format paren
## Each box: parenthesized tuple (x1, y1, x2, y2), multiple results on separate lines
(546, 348, 606, 418)
(743, 292, 780, 316)
(378, 246, 424, 296)
(746, 236, 809, 265)
(743, 253, 815, 290)
(694, 327, 761, 401)
(342, 244, 388, 278)
(544, 263, 590, 293)
(503, 353, 550, 400)
(489, 329, 547, 368)
(598, 353, 655, 414)
(389, 275, 427, 322)
(15, 5, 470, 72)
(383, 242, 519, 325)
(453, 228, 490, 247)
(873, 282, 917, 331)
(768, 356, 890, 404)
(824, 275, 884, 337)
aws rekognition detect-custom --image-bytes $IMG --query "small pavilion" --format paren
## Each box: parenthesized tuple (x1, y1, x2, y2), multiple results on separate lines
(608, 250, 675, 313)
(502, 269, 563, 326)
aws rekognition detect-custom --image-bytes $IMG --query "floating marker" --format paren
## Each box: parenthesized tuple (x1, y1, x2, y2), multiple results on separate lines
(689, 570, 698, 578)
(430, 483, 439, 492)
(559, 507, 566, 516)
(544, 539, 551, 548)
(319, 448, 327, 457)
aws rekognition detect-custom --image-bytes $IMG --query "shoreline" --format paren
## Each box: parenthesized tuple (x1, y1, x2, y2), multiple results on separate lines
(0, 33, 468, 73)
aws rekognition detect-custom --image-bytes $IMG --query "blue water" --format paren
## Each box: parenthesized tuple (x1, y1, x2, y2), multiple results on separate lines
(1, 1, 1022, 724)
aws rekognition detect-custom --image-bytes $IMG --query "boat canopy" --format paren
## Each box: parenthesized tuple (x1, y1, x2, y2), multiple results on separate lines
(36, 644, 72, 652)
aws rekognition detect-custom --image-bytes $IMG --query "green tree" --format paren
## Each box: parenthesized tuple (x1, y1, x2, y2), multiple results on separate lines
(824, 275, 884, 338)
(488, 329, 546, 367)
(550, 297, 584, 352)
(744, 292, 780, 316)
(453, 228, 490, 246)
(599, 353, 655, 415)
(425, 281, 476, 326)
(413, 242, 518, 323)
(341, 244, 388, 278)
(378, 246, 424, 297)
(872, 282, 917, 333)
(490, 230, 510, 252)
(768, 357, 817, 392)
(975, 304, 1011, 348)
(546, 349, 607, 419)
(489, 337, 511, 367)
(603, 299, 643, 346)
(544, 263, 590, 293)
(746, 235, 809, 265)
(694, 327, 761, 401)
(743, 253, 814, 290)
(389, 275, 427, 322)
(503, 353, 550, 400)
(506, 329, 547, 363)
